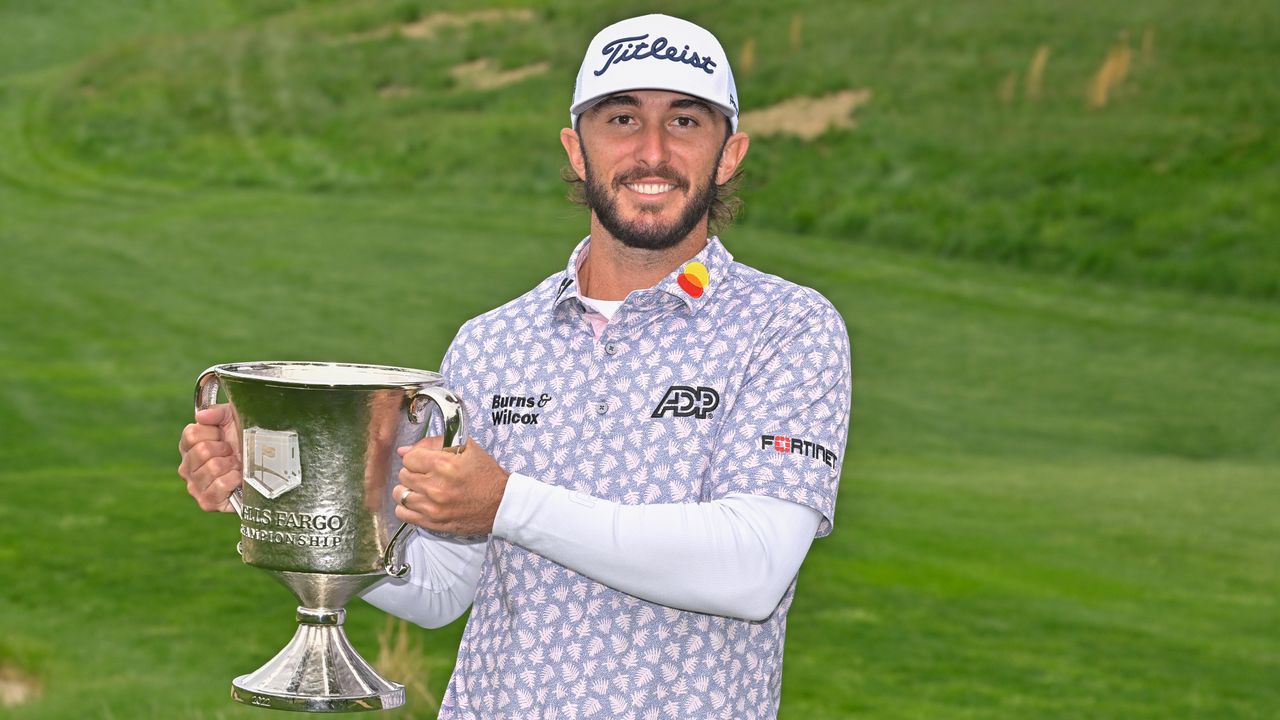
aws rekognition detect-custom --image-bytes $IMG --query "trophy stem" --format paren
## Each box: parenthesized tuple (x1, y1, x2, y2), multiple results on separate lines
(231, 606, 405, 712)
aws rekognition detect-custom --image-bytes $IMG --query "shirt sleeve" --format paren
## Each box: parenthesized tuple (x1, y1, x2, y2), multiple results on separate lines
(492, 473, 822, 621)
(358, 528, 487, 628)
(708, 293, 852, 536)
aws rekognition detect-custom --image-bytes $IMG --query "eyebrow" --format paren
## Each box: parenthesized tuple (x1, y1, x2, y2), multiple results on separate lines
(591, 94, 641, 112)
(670, 98, 716, 117)
(589, 94, 717, 117)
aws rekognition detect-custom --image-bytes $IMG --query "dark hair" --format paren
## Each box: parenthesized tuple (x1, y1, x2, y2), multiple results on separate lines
(562, 125, 744, 235)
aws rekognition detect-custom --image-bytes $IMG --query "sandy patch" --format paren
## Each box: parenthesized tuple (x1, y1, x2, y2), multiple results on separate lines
(0, 664, 41, 708)
(378, 84, 414, 99)
(449, 58, 550, 91)
(739, 89, 873, 140)
(347, 9, 535, 43)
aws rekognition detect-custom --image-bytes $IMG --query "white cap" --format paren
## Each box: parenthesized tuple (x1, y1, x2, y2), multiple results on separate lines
(570, 14, 739, 131)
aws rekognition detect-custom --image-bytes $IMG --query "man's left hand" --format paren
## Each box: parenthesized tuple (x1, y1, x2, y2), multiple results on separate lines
(392, 436, 510, 536)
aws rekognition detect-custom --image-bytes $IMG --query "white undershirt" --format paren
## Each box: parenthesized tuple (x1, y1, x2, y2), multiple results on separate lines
(578, 295, 623, 338)
(578, 295, 624, 321)
(361, 476, 822, 626)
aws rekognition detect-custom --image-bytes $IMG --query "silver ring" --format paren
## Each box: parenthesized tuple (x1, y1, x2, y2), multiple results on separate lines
(398, 487, 413, 508)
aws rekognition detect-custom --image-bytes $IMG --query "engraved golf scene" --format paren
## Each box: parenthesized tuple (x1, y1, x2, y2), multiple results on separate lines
(1, 2, 1277, 719)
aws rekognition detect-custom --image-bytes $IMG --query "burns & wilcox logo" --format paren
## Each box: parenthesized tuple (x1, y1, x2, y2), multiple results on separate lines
(594, 34, 718, 77)
(492, 393, 552, 426)
(761, 434, 839, 469)
(651, 385, 720, 419)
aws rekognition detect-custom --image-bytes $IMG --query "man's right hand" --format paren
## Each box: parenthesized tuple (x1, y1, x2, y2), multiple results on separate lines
(178, 403, 242, 512)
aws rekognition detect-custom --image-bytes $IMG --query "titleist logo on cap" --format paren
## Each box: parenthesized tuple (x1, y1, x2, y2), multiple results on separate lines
(593, 33, 718, 77)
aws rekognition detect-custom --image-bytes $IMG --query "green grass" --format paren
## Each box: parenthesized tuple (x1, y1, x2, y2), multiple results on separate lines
(1, 1, 1278, 719)
(11, 0, 1280, 298)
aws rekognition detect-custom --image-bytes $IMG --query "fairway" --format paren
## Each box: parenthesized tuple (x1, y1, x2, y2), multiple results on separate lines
(2, 2, 1278, 719)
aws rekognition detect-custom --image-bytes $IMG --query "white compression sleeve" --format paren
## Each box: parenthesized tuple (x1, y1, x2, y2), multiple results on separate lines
(492, 473, 823, 622)
(358, 528, 487, 629)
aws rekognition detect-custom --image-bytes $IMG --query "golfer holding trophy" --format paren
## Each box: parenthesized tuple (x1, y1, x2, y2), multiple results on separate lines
(179, 13, 850, 719)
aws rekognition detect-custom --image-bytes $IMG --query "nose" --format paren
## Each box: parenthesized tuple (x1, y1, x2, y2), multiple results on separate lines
(633, 122, 671, 168)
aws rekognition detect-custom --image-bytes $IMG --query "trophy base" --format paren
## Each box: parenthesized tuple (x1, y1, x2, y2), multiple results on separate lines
(231, 606, 405, 713)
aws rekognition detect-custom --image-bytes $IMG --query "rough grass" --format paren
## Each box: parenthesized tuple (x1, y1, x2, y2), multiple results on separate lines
(11, 0, 1280, 299)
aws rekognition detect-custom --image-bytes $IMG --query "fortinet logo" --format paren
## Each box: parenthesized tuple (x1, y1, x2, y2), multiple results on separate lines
(650, 385, 720, 419)
(761, 434, 839, 469)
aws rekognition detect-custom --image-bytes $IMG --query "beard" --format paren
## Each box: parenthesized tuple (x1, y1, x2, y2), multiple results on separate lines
(581, 143, 722, 251)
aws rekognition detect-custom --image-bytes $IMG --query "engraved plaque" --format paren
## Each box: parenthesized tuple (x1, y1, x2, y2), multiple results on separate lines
(242, 428, 301, 499)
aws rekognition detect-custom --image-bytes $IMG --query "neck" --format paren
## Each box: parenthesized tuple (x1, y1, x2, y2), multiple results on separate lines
(578, 215, 709, 301)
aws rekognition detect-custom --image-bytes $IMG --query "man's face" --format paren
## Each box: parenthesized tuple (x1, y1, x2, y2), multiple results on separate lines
(569, 90, 734, 250)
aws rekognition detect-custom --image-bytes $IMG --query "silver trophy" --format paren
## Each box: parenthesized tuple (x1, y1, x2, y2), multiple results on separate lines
(193, 361, 467, 712)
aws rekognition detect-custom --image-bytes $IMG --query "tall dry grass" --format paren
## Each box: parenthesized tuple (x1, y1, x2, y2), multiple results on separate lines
(1088, 31, 1132, 108)
(740, 36, 757, 76)
(1026, 44, 1051, 100)
(373, 618, 439, 718)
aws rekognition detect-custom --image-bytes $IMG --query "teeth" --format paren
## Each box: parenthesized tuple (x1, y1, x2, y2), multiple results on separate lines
(628, 183, 674, 195)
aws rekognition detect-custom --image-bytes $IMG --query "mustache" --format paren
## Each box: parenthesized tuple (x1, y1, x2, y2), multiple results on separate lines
(612, 165, 688, 190)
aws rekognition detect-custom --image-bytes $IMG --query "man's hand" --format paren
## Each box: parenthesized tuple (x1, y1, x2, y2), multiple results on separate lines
(392, 436, 510, 536)
(178, 403, 242, 512)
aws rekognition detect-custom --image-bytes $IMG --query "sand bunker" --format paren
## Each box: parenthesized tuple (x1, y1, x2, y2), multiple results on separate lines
(740, 89, 873, 140)
(0, 664, 41, 708)
(348, 9, 535, 43)
(449, 58, 550, 91)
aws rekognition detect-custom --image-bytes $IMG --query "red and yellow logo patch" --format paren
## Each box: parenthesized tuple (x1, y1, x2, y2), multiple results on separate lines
(676, 261, 710, 298)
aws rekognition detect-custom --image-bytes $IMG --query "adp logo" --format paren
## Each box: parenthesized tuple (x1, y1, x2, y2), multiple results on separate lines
(650, 385, 720, 419)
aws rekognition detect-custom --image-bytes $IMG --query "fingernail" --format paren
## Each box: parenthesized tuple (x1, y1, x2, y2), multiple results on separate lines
(397, 446, 410, 456)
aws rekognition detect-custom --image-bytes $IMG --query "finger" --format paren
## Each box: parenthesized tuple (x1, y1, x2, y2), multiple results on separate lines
(398, 435, 445, 456)
(398, 466, 447, 493)
(180, 423, 223, 453)
(401, 447, 445, 474)
(394, 499, 450, 533)
(391, 483, 415, 508)
(209, 471, 242, 512)
(191, 455, 240, 493)
(397, 468, 432, 497)
(195, 403, 233, 426)
(191, 469, 242, 512)
(188, 440, 234, 468)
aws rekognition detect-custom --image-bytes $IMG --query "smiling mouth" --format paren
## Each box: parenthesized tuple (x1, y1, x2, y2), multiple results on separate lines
(625, 183, 677, 195)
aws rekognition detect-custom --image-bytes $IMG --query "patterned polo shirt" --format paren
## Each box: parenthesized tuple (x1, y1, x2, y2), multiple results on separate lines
(437, 236, 851, 720)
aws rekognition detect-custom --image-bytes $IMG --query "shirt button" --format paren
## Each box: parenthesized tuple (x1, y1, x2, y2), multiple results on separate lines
(604, 342, 618, 356)
(595, 401, 609, 415)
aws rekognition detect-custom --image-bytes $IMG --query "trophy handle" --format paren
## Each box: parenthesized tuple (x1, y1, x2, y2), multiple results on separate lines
(193, 367, 244, 518)
(383, 385, 470, 577)
(407, 386, 469, 449)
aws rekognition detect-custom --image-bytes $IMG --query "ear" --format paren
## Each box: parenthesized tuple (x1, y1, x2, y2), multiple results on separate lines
(561, 128, 586, 181)
(715, 131, 750, 185)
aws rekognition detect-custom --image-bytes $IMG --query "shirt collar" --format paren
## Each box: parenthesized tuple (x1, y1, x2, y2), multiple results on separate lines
(549, 236, 734, 317)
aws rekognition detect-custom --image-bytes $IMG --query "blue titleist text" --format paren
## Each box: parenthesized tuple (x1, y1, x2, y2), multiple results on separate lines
(593, 34, 717, 77)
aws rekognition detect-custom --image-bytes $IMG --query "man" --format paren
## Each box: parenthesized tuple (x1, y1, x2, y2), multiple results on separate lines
(179, 14, 851, 720)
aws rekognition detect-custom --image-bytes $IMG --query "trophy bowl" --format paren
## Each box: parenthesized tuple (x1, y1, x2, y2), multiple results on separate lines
(193, 361, 467, 712)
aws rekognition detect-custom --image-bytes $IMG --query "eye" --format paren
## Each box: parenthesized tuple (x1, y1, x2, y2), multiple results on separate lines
(672, 116, 699, 128)
(609, 114, 637, 126)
